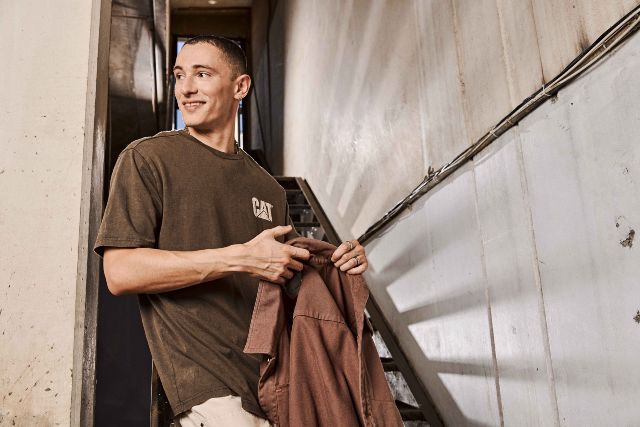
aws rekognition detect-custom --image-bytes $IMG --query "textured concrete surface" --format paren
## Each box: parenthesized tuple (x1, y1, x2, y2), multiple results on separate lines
(0, 1, 97, 425)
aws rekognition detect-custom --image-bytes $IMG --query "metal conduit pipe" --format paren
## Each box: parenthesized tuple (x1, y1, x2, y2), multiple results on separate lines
(358, 4, 640, 246)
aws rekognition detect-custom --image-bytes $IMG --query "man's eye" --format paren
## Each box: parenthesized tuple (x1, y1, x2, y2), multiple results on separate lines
(174, 74, 184, 80)
(198, 72, 209, 78)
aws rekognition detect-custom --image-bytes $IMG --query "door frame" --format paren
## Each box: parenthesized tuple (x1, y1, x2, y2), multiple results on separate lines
(70, 0, 111, 425)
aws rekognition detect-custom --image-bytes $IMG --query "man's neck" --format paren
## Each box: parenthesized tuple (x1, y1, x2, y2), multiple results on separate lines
(185, 126, 237, 154)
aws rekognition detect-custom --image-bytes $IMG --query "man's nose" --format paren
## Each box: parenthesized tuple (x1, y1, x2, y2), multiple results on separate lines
(179, 76, 197, 95)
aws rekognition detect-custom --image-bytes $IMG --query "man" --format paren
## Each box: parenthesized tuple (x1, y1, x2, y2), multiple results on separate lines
(94, 36, 369, 426)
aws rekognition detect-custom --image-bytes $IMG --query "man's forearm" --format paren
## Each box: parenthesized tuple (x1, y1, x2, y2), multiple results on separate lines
(103, 225, 311, 296)
(104, 245, 246, 295)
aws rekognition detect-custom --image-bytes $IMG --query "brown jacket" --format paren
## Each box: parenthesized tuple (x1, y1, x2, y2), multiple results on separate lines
(243, 237, 403, 427)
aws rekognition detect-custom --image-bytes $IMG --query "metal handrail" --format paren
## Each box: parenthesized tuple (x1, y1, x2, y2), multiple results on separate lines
(357, 5, 640, 246)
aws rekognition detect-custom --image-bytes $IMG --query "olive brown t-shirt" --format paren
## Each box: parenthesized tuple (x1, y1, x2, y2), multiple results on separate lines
(94, 129, 291, 418)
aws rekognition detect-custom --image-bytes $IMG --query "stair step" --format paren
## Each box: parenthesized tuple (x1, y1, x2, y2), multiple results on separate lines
(293, 222, 321, 228)
(285, 189, 307, 205)
(395, 400, 426, 421)
(288, 203, 313, 210)
(380, 357, 398, 372)
(274, 176, 298, 183)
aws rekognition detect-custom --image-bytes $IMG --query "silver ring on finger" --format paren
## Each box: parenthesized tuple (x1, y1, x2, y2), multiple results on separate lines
(353, 255, 359, 267)
(345, 240, 354, 251)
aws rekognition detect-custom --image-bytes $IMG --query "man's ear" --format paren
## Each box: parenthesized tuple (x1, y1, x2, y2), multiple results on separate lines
(235, 74, 252, 100)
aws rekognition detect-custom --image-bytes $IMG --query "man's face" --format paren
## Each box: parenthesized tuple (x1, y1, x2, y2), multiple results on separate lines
(173, 43, 240, 131)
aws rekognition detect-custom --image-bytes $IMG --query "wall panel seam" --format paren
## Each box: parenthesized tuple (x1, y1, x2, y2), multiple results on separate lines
(450, 0, 473, 148)
(527, 0, 546, 86)
(412, 0, 431, 174)
(515, 133, 561, 426)
(494, 0, 518, 108)
(471, 165, 505, 427)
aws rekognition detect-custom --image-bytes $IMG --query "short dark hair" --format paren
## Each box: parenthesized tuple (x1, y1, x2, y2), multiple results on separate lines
(183, 35, 248, 79)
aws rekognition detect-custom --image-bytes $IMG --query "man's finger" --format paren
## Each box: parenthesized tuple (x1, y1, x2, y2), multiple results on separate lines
(281, 269, 294, 280)
(331, 243, 349, 262)
(340, 254, 367, 271)
(286, 246, 310, 260)
(334, 255, 347, 268)
(339, 257, 358, 272)
(335, 249, 359, 268)
(346, 263, 367, 275)
(287, 258, 304, 272)
(270, 224, 293, 238)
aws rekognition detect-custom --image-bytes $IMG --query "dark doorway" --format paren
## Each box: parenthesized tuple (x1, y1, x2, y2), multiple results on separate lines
(94, 2, 256, 426)
(94, 0, 163, 425)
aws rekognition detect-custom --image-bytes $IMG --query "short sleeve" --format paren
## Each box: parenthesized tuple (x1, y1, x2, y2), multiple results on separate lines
(93, 148, 162, 257)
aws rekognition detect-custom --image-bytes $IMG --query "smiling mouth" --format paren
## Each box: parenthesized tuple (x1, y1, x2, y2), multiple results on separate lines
(183, 101, 205, 111)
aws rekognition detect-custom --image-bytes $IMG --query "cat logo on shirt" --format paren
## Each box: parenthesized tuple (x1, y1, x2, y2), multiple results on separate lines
(252, 197, 273, 222)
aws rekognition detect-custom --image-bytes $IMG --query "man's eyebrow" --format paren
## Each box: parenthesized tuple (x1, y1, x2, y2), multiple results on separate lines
(172, 64, 215, 72)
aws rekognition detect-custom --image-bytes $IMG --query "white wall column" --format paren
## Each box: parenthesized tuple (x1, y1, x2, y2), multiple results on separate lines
(0, 0, 110, 425)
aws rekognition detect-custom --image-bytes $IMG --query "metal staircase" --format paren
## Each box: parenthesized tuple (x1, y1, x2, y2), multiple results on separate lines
(277, 177, 443, 427)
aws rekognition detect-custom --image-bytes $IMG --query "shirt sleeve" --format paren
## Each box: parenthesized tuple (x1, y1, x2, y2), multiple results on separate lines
(93, 148, 162, 257)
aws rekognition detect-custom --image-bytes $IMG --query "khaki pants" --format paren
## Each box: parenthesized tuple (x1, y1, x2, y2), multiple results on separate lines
(176, 395, 271, 427)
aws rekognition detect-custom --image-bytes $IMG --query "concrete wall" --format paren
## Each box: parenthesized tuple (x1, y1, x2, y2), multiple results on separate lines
(0, 0, 106, 425)
(281, 0, 639, 239)
(278, 0, 640, 425)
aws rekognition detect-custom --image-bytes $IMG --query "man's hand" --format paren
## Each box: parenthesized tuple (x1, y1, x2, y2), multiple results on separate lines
(331, 240, 368, 275)
(241, 225, 311, 285)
